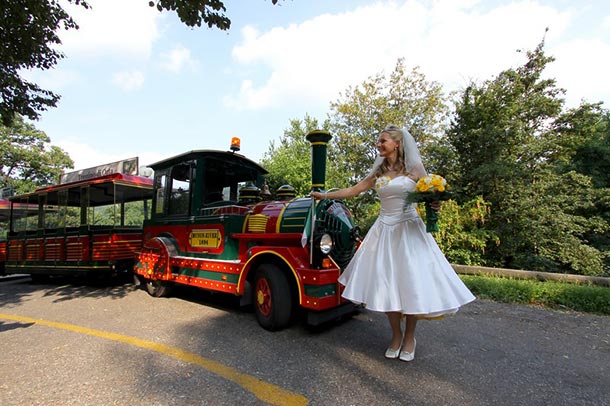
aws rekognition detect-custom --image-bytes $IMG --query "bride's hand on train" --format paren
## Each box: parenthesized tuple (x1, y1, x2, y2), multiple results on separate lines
(309, 191, 325, 200)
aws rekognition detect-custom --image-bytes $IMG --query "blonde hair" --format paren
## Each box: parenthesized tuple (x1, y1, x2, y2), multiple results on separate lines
(373, 125, 407, 178)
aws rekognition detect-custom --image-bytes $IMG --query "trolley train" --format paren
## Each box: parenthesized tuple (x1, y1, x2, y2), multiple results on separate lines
(0, 130, 360, 330)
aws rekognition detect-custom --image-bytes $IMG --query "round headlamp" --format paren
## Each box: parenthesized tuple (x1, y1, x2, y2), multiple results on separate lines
(319, 233, 333, 254)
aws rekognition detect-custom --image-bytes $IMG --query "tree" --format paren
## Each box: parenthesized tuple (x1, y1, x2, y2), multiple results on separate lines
(554, 103, 610, 274)
(148, 0, 281, 29)
(260, 115, 332, 197)
(556, 103, 610, 188)
(261, 61, 494, 263)
(329, 60, 451, 185)
(434, 197, 498, 266)
(448, 37, 608, 275)
(0, 0, 90, 126)
(0, 0, 282, 126)
(328, 59, 452, 228)
(0, 115, 73, 194)
(449, 37, 564, 202)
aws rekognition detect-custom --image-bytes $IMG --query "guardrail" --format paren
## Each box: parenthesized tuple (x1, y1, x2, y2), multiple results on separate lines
(453, 264, 610, 287)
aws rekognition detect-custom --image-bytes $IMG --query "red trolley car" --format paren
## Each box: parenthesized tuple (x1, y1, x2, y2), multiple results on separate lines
(1, 131, 360, 330)
(1, 171, 153, 282)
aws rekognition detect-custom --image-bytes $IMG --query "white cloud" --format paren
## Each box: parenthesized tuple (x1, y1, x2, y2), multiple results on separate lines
(112, 70, 145, 91)
(56, 138, 165, 172)
(55, 139, 117, 170)
(159, 45, 199, 73)
(58, 0, 161, 59)
(224, 0, 580, 111)
(548, 38, 610, 107)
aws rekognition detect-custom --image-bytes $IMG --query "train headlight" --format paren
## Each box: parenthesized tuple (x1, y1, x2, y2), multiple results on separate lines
(319, 233, 333, 254)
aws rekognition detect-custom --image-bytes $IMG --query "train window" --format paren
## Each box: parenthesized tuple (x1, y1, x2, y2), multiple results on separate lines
(168, 162, 193, 216)
(202, 159, 256, 203)
(222, 186, 231, 201)
(155, 173, 167, 215)
(11, 195, 37, 233)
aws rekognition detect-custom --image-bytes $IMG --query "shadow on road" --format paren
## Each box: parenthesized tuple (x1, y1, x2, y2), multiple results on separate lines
(0, 274, 139, 306)
(0, 320, 35, 332)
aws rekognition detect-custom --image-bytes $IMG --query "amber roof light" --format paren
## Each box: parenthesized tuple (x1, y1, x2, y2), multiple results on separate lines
(230, 137, 241, 152)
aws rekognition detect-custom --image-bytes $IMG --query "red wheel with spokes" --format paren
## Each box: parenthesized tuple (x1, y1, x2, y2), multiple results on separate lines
(137, 237, 176, 298)
(256, 277, 273, 317)
(254, 264, 292, 331)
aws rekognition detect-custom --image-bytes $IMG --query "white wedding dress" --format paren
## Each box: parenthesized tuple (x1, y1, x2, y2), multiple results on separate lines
(338, 175, 475, 318)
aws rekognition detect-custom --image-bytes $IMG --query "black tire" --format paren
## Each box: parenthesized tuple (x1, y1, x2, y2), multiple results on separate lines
(253, 264, 292, 331)
(145, 279, 172, 298)
(133, 273, 143, 287)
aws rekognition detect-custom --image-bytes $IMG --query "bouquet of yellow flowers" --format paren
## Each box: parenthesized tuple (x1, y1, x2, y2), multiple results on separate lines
(406, 174, 452, 232)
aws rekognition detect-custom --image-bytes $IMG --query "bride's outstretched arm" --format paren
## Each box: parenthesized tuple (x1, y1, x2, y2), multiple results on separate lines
(310, 176, 375, 200)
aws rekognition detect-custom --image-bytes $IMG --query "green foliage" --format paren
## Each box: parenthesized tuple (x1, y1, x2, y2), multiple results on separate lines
(553, 104, 610, 274)
(449, 38, 563, 202)
(149, 0, 280, 29)
(477, 167, 608, 276)
(330, 60, 450, 181)
(461, 275, 610, 315)
(433, 197, 499, 266)
(260, 37, 610, 278)
(447, 36, 610, 276)
(124, 201, 151, 225)
(44, 206, 80, 229)
(149, 0, 229, 29)
(0, 0, 89, 125)
(328, 59, 451, 220)
(553, 102, 610, 178)
(92, 201, 150, 226)
(260, 115, 333, 197)
(526, 170, 607, 275)
(351, 200, 380, 235)
(0, 115, 73, 194)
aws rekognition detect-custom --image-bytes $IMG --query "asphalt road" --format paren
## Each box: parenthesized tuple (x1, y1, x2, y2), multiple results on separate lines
(0, 275, 608, 406)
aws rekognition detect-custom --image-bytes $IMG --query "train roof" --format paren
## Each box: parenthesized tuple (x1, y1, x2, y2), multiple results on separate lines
(148, 150, 268, 175)
(9, 172, 154, 207)
(0, 198, 40, 221)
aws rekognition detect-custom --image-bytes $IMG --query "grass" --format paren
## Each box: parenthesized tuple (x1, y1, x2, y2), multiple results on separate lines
(460, 275, 610, 315)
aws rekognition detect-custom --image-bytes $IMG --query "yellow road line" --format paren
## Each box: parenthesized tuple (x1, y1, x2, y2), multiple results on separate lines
(0, 313, 308, 406)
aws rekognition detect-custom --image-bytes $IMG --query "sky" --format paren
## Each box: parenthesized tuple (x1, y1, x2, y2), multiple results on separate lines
(25, 0, 610, 173)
